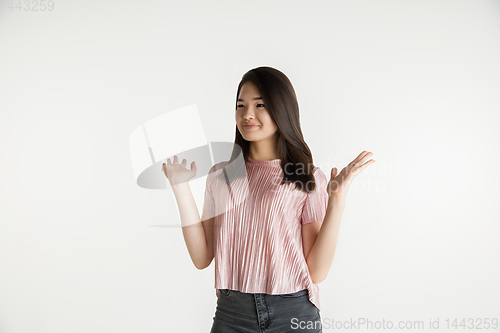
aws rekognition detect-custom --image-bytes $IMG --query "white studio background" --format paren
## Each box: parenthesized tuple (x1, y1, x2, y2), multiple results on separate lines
(1, 0, 499, 332)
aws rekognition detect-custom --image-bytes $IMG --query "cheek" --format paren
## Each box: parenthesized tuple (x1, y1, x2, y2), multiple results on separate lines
(263, 115, 277, 129)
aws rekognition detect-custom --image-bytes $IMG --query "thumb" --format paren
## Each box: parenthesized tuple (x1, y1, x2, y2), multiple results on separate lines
(331, 167, 338, 179)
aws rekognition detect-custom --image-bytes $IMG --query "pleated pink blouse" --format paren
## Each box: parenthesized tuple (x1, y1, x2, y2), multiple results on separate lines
(202, 157, 329, 311)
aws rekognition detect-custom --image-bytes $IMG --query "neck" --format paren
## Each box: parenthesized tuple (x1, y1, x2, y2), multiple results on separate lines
(248, 134, 280, 160)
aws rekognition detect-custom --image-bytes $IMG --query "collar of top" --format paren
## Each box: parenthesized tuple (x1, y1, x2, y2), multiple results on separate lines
(246, 157, 281, 167)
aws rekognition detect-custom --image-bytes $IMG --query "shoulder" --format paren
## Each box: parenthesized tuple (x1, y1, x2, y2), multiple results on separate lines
(312, 166, 327, 179)
(310, 166, 329, 190)
(207, 161, 232, 180)
(209, 161, 229, 173)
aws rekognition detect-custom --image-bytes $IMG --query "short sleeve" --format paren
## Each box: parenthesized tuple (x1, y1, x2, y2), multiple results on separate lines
(301, 167, 329, 225)
(202, 165, 216, 213)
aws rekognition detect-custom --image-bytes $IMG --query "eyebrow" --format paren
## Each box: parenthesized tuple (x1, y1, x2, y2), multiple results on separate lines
(237, 97, 262, 102)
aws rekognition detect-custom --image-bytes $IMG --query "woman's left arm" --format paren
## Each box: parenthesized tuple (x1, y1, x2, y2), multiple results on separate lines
(306, 151, 375, 283)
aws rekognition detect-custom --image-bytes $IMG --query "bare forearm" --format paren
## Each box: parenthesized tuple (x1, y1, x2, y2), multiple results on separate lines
(306, 197, 346, 283)
(171, 182, 210, 269)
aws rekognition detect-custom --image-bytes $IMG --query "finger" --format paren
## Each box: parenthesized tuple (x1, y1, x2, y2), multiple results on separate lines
(361, 159, 376, 168)
(361, 151, 373, 162)
(166, 158, 172, 165)
(173, 155, 178, 164)
(191, 161, 197, 170)
(354, 151, 372, 164)
(350, 151, 373, 169)
(331, 167, 338, 180)
(353, 151, 368, 163)
(352, 158, 375, 176)
(181, 158, 187, 166)
(359, 152, 374, 167)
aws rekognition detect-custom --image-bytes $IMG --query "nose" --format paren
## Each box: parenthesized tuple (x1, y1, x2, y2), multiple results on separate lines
(242, 107, 255, 120)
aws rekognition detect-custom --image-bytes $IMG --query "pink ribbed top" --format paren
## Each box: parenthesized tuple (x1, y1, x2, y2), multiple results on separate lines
(202, 157, 329, 311)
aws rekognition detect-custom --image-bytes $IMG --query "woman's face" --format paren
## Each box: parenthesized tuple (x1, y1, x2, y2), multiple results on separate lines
(235, 81, 278, 142)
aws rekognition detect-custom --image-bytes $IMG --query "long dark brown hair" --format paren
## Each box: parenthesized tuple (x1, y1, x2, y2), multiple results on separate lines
(217, 66, 320, 194)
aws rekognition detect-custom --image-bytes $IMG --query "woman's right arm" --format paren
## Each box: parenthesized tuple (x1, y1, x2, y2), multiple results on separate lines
(171, 182, 214, 270)
(162, 155, 215, 270)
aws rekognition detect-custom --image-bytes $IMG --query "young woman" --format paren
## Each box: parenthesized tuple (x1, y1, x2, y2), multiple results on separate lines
(162, 67, 375, 332)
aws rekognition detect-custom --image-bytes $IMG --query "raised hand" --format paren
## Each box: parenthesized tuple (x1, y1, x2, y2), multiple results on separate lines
(327, 151, 375, 201)
(161, 155, 197, 186)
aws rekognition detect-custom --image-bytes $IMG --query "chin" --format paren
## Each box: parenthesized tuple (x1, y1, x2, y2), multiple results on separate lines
(242, 135, 259, 141)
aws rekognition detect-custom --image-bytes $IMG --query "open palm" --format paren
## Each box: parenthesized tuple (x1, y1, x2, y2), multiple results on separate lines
(327, 151, 375, 200)
(162, 155, 197, 186)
